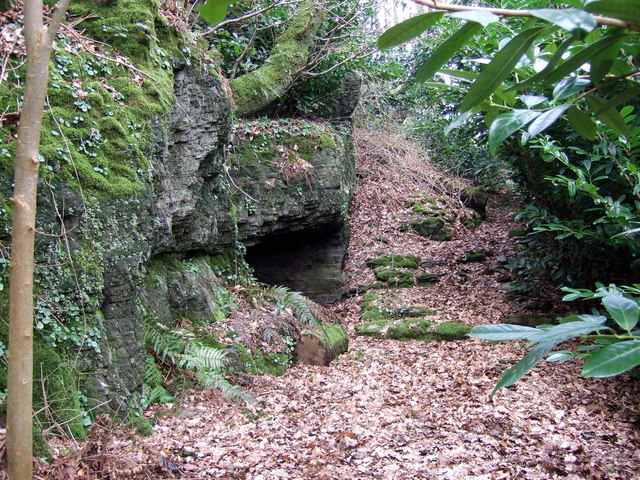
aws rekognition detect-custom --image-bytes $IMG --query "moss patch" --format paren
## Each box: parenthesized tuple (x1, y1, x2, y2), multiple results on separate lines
(387, 318, 434, 340)
(415, 273, 440, 285)
(360, 293, 435, 323)
(458, 251, 488, 263)
(0, 319, 87, 453)
(433, 322, 472, 341)
(234, 343, 292, 376)
(408, 217, 452, 241)
(374, 269, 414, 287)
(366, 254, 420, 269)
(231, 2, 326, 116)
(0, 0, 187, 197)
(356, 317, 471, 342)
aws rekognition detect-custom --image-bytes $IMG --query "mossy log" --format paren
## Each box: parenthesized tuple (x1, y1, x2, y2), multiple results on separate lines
(231, 2, 326, 117)
(294, 324, 348, 366)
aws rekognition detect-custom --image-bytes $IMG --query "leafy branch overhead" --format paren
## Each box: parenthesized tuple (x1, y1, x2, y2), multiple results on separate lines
(379, 0, 640, 153)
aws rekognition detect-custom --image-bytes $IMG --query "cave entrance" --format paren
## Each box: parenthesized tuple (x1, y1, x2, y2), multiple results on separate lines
(245, 226, 349, 305)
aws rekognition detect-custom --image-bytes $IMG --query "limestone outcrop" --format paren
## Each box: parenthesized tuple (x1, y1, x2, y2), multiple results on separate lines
(0, 8, 356, 415)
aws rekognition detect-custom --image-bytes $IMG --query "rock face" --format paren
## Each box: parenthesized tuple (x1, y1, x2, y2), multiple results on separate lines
(0, 60, 355, 413)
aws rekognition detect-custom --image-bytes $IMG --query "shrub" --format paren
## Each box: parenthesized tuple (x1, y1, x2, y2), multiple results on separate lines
(470, 285, 640, 395)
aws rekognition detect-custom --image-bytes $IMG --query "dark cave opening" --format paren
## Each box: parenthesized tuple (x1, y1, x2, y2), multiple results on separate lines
(245, 226, 349, 305)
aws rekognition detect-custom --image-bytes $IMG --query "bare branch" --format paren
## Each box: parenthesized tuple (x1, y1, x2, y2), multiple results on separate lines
(304, 47, 374, 77)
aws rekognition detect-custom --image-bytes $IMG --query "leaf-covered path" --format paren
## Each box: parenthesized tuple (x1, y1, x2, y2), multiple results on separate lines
(47, 130, 640, 479)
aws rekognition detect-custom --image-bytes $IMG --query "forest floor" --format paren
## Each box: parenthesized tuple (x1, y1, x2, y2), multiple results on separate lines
(43, 130, 640, 480)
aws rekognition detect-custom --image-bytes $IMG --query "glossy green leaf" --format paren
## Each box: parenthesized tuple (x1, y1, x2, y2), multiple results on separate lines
(519, 95, 547, 108)
(469, 324, 541, 341)
(553, 76, 590, 101)
(544, 34, 627, 84)
(582, 340, 640, 377)
(591, 58, 614, 85)
(444, 111, 474, 135)
(508, 35, 576, 91)
(585, 0, 640, 25)
(416, 22, 482, 82)
(602, 291, 639, 331)
(530, 8, 597, 34)
(378, 12, 446, 50)
(596, 85, 640, 114)
(528, 105, 569, 136)
(450, 10, 500, 27)
(198, 0, 233, 27)
(589, 37, 625, 84)
(567, 105, 596, 140)
(488, 110, 540, 154)
(528, 315, 608, 343)
(546, 350, 576, 362)
(460, 27, 547, 112)
(586, 94, 631, 138)
(492, 340, 557, 395)
(439, 69, 478, 82)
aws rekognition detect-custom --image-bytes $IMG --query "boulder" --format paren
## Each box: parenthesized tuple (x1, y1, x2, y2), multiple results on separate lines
(460, 187, 489, 219)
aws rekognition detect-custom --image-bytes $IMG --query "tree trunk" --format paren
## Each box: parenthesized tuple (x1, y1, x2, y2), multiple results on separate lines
(6, 1, 68, 478)
(231, 1, 326, 117)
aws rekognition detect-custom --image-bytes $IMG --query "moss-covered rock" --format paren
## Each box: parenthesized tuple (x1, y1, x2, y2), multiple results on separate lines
(366, 254, 420, 269)
(0, 312, 86, 452)
(408, 217, 452, 241)
(415, 273, 440, 285)
(356, 318, 470, 342)
(387, 318, 434, 340)
(458, 251, 488, 263)
(374, 268, 414, 287)
(433, 322, 472, 341)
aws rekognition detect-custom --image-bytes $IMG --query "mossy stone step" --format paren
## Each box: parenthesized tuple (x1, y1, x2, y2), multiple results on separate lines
(355, 318, 471, 342)
(366, 254, 420, 269)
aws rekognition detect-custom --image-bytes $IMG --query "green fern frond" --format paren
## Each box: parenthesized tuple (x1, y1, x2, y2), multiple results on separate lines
(144, 354, 165, 387)
(145, 385, 175, 405)
(177, 344, 227, 371)
(285, 290, 318, 328)
(262, 285, 319, 328)
(196, 369, 255, 403)
(144, 320, 249, 403)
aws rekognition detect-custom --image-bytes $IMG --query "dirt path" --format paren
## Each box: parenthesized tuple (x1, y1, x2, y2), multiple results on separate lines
(45, 131, 640, 479)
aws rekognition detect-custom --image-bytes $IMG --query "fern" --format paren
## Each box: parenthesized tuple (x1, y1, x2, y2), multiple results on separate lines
(175, 344, 227, 371)
(145, 385, 175, 406)
(144, 354, 164, 387)
(196, 369, 254, 403)
(263, 285, 319, 328)
(142, 355, 175, 407)
(144, 320, 251, 403)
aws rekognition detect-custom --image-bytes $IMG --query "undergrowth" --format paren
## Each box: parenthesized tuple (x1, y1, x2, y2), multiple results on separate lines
(144, 320, 253, 404)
